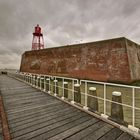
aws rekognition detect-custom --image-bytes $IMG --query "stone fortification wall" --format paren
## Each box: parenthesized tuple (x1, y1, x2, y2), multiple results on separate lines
(20, 37, 140, 84)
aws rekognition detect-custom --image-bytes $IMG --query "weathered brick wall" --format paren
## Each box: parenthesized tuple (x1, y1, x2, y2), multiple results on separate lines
(20, 37, 138, 84)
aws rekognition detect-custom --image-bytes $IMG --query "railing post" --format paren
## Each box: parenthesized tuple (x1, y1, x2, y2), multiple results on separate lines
(110, 91, 125, 125)
(61, 79, 65, 100)
(53, 79, 58, 96)
(25, 75, 27, 82)
(29, 74, 30, 84)
(104, 84, 106, 115)
(30, 74, 33, 85)
(40, 77, 44, 90)
(83, 81, 88, 110)
(101, 84, 109, 119)
(43, 76, 46, 91)
(29, 74, 32, 84)
(32, 75, 34, 85)
(63, 82, 68, 99)
(46, 78, 50, 93)
(87, 87, 98, 112)
(71, 80, 75, 104)
(26, 75, 28, 83)
(27, 75, 29, 83)
(28, 74, 30, 83)
(128, 88, 139, 133)
(74, 83, 81, 104)
(33, 76, 35, 86)
(24, 74, 26, 81)
(30, 75, 32, 85)
(26, 74, 28, 82)
(35, 76, 37, 87)
(40, 76, 42, 89)
(37, 76, 40, 88)
(132, 88, 135, 127)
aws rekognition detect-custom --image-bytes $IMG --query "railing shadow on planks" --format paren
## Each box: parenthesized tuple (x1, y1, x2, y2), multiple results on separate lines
(8, 72, 140, 135)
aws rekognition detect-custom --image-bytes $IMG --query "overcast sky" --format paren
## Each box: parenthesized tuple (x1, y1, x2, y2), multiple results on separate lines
(0, 0, 140, 69)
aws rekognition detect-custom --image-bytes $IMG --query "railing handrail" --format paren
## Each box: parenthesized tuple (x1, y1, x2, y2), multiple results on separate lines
(21, 72, 140, 89)
(80, 79, 140, 89)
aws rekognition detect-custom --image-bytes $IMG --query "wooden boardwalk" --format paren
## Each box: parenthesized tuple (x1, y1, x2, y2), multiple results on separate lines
(0, 75, 139, 140)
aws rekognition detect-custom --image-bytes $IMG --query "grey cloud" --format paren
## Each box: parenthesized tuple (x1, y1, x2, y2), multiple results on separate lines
(121, 0, 140, 16)
(0, 0, 140, 69)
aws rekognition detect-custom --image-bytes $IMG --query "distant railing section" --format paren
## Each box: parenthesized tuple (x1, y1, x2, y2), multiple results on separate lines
(8, 72, 140, 133)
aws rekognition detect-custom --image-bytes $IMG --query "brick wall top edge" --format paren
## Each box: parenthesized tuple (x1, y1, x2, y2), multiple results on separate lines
(24, 37, 139, 55)
(126, 39, 140, 48)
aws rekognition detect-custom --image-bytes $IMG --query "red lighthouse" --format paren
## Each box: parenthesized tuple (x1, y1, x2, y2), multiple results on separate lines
(32, 24, 44, 50)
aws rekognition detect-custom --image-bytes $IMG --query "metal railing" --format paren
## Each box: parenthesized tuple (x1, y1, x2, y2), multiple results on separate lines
(8, 72, 140, 133)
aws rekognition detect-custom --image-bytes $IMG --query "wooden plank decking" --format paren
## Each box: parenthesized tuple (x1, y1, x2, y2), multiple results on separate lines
(0, 75, 139, 140)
